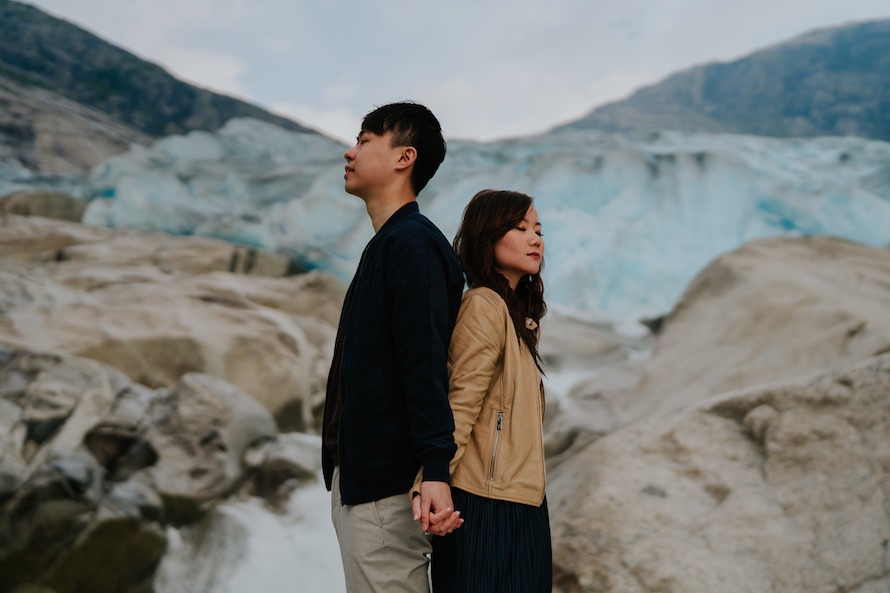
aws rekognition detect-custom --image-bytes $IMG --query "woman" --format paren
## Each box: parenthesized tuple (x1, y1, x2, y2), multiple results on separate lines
(425, 189, 551, 592)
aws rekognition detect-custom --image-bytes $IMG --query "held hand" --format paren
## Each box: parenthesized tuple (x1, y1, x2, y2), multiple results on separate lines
(412, 481, 463, 535)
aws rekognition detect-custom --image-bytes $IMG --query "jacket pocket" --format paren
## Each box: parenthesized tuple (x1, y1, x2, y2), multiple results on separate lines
(488, 411, 504, 481)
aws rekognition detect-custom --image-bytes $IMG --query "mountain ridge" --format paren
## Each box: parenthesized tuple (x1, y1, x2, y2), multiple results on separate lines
(556, 19, 890, 141)
(0, 0, 322, 173)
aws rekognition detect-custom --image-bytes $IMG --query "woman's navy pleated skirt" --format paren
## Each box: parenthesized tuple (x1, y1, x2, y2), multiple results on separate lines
(431, 487, 552, 592)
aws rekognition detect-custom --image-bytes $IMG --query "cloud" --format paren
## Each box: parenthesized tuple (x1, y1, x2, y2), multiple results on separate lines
(26, 0, 890, 141)
(269, 102, 356, 145)
(158, 49, 251, 100)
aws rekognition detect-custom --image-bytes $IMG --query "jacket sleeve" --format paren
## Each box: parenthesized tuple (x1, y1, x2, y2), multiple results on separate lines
(447, 291, 505, 473)
(387, 229, 457, 483)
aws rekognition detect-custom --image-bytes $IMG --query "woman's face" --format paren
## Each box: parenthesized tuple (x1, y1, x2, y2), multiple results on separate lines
(494, 206, 543, 290)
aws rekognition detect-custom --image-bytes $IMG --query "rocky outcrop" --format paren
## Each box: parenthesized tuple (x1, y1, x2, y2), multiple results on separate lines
(631, 235, 890, 420)
(0, 214, 345, 432)
(0, 73, 152, 174)
(0, 190, 87, 221)
(0, 349, 319, 593)
(6, 204, 890, 593)
(549, 353, 890, 593)
(547, 235, 890, 593)
(547, 235, 890, 450)
(0, 210, 340, 592)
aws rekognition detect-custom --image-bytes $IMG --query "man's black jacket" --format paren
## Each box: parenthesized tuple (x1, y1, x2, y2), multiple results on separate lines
(322, 202, 463, 505)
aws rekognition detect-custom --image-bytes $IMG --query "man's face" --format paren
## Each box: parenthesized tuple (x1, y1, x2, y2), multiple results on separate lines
(343, 130, 402, 198)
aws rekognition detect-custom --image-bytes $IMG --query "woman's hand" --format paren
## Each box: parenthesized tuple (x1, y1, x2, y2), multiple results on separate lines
(412, 481, 464, 535)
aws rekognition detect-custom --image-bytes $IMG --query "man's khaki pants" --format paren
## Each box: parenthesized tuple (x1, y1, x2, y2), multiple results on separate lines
(331, 468, 433, 593)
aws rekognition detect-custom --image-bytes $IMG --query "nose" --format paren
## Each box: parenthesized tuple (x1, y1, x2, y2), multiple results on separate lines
(530, 232, 541, 245)
(344, 145, 356, 161)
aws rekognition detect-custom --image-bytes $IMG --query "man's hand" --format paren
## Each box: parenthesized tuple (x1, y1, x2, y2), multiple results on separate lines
(412, 480, 463, 536)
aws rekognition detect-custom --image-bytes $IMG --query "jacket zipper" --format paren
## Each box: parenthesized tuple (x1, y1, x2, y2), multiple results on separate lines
(488, 412, 503, 481)
(334, 245, 371, 508)
(539, 382, 547, 501)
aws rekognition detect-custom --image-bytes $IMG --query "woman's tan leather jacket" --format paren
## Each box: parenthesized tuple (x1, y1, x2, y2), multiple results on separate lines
(444, 286, 546, 506)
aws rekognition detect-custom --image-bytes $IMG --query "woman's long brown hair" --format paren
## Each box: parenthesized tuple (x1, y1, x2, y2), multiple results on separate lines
(453, 189, 546, 369)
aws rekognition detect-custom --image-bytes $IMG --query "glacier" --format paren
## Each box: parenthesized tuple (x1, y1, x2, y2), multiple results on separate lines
(6, 117, 890, 334)
(3, 117, 890, 593)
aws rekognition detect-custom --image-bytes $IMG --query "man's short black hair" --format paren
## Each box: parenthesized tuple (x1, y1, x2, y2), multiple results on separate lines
(361, 101, 447, 195)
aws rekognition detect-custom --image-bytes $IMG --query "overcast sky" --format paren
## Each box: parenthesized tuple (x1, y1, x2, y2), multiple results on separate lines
(25, 0, 890, 144)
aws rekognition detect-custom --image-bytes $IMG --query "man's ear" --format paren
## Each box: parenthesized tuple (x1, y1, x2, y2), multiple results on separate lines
(395, 146, 417, 171)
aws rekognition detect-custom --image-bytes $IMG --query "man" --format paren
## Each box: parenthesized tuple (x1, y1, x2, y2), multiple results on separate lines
(321, 101, 464, 593)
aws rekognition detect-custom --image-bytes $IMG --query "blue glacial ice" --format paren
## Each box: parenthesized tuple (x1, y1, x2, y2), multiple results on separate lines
(8, 118, 889, 333)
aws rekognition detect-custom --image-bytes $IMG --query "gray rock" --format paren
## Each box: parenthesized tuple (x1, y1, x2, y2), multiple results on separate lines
(139, 373, 278, 524)
(244, 432, 322, 506)
(0, 348, 292, 592)
(0, 72, 151, 174)
(621, 236, 890, 427)
(0, 215, 343, 432)
(0, 191, 87, 222)
(550, 353, 890, 593)
(546, 234, 890, 593)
